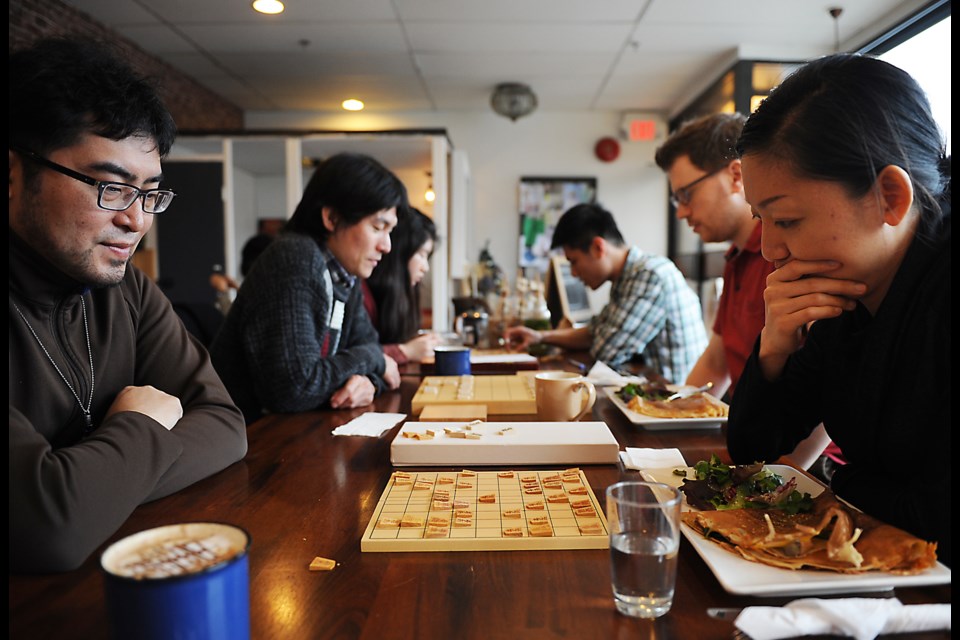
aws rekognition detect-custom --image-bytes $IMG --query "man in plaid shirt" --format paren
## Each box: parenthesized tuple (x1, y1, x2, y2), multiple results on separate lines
(505, 203, 707, 383)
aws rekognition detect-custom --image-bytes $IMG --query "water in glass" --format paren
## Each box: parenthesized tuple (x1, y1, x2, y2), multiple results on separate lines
(610, 532, 679, 618)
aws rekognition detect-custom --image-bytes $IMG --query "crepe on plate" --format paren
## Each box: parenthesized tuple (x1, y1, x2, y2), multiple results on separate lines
(628, 391, 728, 419)
(681, 491, 938, 574)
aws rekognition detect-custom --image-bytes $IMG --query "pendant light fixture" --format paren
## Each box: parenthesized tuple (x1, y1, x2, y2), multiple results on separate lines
(829, 7, 844, 52)
(424, 171, 435, 203)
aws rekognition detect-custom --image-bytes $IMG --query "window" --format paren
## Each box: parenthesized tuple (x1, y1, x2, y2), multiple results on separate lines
(878, 16, 951, 154)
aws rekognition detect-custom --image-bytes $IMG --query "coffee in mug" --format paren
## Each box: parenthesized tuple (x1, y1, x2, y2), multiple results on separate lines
(535, 371, 597, 421)
(100, 522, 251, 640)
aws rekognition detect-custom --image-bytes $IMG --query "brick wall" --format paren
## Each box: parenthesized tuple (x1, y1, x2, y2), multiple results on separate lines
(9, 0, 243, 131)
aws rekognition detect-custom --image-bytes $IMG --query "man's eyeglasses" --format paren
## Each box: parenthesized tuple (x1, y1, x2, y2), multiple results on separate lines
(669, 166, 724, 209)
(13, 147, 176, 214)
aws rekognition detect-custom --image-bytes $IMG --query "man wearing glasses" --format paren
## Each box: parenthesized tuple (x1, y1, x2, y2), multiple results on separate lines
(9, 38, 247, 573)
(654, 113, 772, 399)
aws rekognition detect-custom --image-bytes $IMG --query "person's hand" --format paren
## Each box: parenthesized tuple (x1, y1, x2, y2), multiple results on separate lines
(399, 333, 442, 362)
(382, 354, 401, 390)
(502, 325, 542, 352)
(329, 374, 376, 409)
(105, 385, 184, 430)
(758, 260, 865, 379)
(209, 273, 239, 293)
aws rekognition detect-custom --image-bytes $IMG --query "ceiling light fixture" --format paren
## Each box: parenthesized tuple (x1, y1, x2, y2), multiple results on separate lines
(829, 7, 844, 53)
(342, 99, 365, 111)
(424, 171, 435, 203)
(252, 0, 284, 15)
(490, 83, 538, 122)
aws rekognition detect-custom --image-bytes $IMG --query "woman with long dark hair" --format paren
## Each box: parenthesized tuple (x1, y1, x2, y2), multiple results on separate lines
(362, 206, 440, 363)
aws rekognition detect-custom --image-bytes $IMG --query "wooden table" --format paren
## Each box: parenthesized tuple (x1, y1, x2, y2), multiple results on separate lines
(9, 364, 950, 639)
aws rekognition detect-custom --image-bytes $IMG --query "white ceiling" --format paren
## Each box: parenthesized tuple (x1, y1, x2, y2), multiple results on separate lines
(62, 0, 933, 117)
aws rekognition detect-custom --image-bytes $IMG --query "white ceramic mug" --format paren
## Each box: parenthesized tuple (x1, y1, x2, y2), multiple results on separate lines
(535, 371, 597, 421)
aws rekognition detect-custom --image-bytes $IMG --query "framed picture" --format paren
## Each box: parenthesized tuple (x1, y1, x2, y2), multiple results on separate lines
(518, 176, 597, 274)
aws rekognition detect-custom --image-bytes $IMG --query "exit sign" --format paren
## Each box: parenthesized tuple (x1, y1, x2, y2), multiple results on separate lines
(628, 119, 657, 141)
(620, 113, 665, 142)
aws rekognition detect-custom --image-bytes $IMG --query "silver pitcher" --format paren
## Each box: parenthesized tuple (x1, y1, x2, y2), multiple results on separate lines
(456, 310, 489, 348)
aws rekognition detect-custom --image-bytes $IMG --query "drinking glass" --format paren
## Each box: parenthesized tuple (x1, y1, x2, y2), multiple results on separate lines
(605, 481, 682, 618)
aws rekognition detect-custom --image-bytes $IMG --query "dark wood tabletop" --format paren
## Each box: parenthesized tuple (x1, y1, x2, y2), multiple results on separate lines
(9, 360, 951, 640)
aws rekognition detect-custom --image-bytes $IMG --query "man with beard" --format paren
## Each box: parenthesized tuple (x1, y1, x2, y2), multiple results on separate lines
(9, 38, 247, 573)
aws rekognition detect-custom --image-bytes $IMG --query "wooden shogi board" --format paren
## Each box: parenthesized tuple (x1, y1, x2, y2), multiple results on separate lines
(410, 375, 537, 415)
(361, 469, 609, 552)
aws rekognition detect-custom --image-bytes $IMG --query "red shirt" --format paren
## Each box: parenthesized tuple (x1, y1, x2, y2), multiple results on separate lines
(713, 222, 773, 397)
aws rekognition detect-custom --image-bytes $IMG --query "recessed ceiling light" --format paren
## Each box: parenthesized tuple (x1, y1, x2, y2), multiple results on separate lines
(342, 99, 364, 111)
(252, 0, 284, 15)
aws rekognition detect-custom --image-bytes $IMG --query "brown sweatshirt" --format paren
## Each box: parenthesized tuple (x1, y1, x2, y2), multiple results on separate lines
(9, 231, 248, 573)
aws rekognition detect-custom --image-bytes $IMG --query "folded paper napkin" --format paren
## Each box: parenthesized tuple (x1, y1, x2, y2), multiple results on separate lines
(735, 598, 951, 640)
(619, 447, 686, 471)
(331, 413, 406, 437)
(584, 361, 647, 387)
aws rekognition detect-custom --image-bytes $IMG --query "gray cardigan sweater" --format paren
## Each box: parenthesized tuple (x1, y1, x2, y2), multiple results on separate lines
(210, 233, 387, 423)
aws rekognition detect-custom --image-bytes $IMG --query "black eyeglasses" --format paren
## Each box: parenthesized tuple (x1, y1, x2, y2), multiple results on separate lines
(13, 146, 176, 214)
(669, 166, 724, 209)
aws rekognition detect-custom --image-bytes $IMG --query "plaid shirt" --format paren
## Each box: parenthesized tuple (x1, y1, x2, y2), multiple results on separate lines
(320, 246, 356, 289)
(589, 246, 707, 383)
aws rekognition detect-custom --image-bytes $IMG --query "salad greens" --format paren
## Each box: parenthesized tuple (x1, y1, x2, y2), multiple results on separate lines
(618, 381, 672, 402)
(680, 454, 814, 514)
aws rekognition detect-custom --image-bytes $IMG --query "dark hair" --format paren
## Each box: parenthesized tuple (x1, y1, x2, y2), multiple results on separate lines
(737, 53, 950, 229)
(240, 233, 275, 277)
(284, 153, 408, 242)
(9, 38, 176, 164)
(551, 203, 624, 252)
(366, 206, 438, 343)
(654, 112, 747, 172)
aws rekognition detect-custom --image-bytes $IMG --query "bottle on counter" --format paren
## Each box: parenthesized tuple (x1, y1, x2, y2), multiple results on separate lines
(515, 275, 530, 327)
(523, 274, 552, 332)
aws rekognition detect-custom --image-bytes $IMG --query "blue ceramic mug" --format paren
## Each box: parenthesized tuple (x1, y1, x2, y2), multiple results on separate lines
(100, 522, 251, 640)
(434, 345, 471, 375)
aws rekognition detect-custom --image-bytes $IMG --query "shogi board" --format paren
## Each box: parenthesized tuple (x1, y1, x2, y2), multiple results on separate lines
(391, 421, 620, 466)
(410, 375, 537, 415)
(361, 469, 610, 552)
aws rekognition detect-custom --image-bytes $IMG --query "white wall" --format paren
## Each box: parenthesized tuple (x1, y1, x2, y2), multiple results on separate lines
(245, 109, 670, 311)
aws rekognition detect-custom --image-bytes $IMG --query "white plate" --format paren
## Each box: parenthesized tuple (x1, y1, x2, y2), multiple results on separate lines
(641, 465, 952, 596)
(603, 386, 727, 430)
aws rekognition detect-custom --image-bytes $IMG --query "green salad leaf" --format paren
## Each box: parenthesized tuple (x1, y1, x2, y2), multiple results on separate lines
(680, 454, 813, 513)
(618, 381, 672, 403)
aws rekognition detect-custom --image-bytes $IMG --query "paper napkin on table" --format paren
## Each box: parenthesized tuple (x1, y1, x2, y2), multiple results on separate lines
(619, 447, 686, 471)
(331, 413, 406, 437)
(735, 597, 951, 640)
(584, 361, 647, 387)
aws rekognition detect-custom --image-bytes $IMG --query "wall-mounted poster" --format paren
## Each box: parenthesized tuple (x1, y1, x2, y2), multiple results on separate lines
(518, 176, 597, 274)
